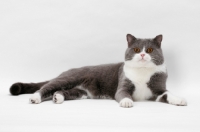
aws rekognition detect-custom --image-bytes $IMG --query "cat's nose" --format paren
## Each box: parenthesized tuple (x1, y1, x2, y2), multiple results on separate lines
(141, 54, 145, 57)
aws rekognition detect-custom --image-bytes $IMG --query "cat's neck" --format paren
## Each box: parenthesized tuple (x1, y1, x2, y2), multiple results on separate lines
(123, 62, 167, 73)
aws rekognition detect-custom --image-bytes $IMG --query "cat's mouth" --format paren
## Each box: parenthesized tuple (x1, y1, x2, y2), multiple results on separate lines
(139, 58, 147, 62)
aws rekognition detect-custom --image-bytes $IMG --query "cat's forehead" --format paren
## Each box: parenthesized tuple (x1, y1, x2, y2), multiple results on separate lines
(130, 38, 157, 48)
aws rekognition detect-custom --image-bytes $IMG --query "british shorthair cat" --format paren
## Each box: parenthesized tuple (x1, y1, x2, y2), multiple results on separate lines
(10, 34, 187, 108)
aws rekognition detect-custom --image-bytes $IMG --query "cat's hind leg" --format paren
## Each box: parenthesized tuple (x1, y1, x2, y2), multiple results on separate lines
(29, 80, 64, 104)
(29, 77, 79, 104)
(156, 91, 187, 106)
(53, 88, 87, 104)
(29, 91, 42, 104)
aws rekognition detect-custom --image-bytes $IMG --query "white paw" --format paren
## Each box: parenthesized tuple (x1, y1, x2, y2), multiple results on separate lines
(167, 94, 187, 106)
(29, 92, 41, 104)
(81, 95, 88, 99)
(119, 98, 134, 108)
(53, 92, 64, 104)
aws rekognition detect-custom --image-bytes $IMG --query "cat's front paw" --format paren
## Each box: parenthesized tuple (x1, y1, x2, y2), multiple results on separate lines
(29, 92, 41, 104)
(119, 98, 134, 108)
(168, 97, 187, 106)
(53, 92, 64, 104)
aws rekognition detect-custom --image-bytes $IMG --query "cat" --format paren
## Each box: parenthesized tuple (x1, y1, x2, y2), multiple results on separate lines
(9, 34, 187, 108)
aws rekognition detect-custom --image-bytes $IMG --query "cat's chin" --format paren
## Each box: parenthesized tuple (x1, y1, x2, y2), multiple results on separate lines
(138, 59, 147, 63)
(125, 60, 155, 68)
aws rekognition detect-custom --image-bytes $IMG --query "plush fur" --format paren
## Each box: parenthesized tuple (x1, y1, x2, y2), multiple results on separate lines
(9, 34, 187, 108)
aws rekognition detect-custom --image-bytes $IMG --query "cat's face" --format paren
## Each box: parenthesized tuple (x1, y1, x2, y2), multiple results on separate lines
(125, 34, 164, 68)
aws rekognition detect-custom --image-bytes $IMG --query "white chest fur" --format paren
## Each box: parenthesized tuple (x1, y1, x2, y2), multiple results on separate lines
(123, 64, 167, 101)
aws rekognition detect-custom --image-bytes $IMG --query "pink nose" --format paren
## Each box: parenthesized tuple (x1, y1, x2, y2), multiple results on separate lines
(141, 54, 145, 57)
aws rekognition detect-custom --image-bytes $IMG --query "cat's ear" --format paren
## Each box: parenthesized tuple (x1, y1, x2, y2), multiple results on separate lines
(126, 34, 136, 47)
(153, 34, 162, 47)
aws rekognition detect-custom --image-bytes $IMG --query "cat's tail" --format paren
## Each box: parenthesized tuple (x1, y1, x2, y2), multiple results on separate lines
(10, 81, 49, 95)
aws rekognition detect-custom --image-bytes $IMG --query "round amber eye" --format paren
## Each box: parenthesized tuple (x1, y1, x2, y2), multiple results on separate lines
(146, 48, 153, 53)
(133, 48, 140, 53)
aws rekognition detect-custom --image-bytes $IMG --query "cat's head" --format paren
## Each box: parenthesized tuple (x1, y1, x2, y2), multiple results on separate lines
(125, 34, 164, 68)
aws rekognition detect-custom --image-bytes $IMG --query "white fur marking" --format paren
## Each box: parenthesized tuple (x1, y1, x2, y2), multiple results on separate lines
(124, 60, 167, 101)
(29, 92, 41, 104)
(119, 98, 134, 108)
(81, 95, 88, 99)
(156, 91, 187, 106)
(53, 93, 64, 104)
(166, 92, 187, 106)
(77, 85, 93, 99)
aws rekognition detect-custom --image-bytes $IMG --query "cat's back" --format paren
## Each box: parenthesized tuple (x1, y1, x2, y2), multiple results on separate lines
(59, 62, 124, 78)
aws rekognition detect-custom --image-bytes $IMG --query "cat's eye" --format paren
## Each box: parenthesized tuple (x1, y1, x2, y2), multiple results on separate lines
(146, 48, 153, 53)
(133, 48, 140, 53)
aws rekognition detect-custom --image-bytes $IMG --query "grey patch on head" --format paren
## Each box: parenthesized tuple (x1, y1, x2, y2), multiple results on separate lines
(125, 35, 164, 65)
(125, 48, 135, 61)
(147, 72, 168, 96)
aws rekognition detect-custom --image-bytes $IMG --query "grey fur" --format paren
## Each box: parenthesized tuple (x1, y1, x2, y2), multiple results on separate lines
(115, 77, 135, 102)
(54, 88, 87, 101)
(114, 66, 135, 102)
(158, 94, 168, 103)
(147, 72, 168, 96)
(39, 63, 123, 101)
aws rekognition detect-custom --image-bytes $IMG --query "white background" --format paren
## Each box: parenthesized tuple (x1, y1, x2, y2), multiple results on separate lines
(0, 0, 200, 132)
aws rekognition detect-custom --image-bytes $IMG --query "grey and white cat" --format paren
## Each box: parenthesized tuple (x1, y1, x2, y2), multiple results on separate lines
(10, 34, 187, 107)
